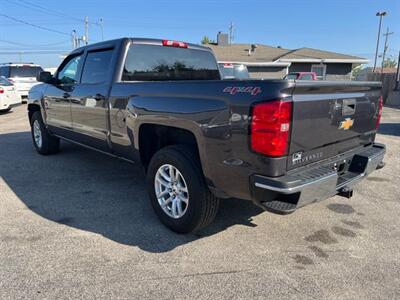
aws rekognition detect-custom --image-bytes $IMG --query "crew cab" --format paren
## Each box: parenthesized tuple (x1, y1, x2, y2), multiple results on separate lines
(0, 63, 44, 101)
(28, 38, 385, 233)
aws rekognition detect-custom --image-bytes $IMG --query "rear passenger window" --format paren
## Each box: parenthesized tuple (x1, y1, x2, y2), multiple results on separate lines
(122, 44, 220, 81)
(81, 49, 113, 84)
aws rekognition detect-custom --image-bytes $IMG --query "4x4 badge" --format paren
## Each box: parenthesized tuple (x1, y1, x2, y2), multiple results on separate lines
(339, 118, 354, 130)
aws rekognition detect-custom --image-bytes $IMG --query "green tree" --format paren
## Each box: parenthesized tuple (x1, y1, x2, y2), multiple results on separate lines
(382, 57, 398, 68)
(201, 36, 215, 45)
(351, 64, 363, 79)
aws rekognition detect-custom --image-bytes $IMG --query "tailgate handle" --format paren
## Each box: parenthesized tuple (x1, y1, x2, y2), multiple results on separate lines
(342, 99, 356, 116)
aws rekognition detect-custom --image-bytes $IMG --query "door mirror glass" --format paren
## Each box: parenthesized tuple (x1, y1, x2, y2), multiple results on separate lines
(37, 71, 53, 83)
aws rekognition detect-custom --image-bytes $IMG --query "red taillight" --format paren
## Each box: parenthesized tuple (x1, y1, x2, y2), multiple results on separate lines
(375, 96, 383, 129)
(251, 100, 292, 157)
(0, 87, 4, 94)
(162, 40, 188, 48)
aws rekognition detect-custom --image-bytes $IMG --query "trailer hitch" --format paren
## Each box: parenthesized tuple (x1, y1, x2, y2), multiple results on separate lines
(338, 187, 353, 199)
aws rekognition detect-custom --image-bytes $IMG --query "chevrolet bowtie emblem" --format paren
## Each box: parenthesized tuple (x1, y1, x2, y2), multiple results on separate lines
(339, 118, 354, 130)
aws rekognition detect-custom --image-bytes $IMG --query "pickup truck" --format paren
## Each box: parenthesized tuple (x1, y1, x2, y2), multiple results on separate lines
(28, 38, 385, 233)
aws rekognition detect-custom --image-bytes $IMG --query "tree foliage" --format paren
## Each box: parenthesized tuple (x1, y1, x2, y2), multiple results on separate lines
(382, 57, 398, 68)
(201, 36, 215, 45)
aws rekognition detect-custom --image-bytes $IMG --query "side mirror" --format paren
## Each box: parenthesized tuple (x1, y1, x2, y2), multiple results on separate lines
(37, 71, 53, 83)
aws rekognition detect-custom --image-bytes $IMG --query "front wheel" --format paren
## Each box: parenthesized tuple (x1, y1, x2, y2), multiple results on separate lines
(146, 145, 219, 233)
(30, 111, 60, 155)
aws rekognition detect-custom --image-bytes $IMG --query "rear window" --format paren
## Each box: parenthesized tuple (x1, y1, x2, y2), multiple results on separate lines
(0, 67, 10, 77)
(122, 44, 220, 81)
(9, 66, 43, 78)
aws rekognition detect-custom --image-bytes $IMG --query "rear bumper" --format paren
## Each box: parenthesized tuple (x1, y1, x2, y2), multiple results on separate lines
(250, 143, 386, 214)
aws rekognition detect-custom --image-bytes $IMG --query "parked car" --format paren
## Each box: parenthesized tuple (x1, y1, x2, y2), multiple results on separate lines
(0, 63, 44, 102)
(0, 76, 20, 112)
(218, 63, 250, 80)
(28, 38, 385, 233)
(284, 72, 317, 80)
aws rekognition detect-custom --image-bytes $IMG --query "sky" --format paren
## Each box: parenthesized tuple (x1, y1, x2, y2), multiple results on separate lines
(0, 0, 399, 68)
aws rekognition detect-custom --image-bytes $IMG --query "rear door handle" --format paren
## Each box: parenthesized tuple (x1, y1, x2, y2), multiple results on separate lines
(94, 94, 105, 101)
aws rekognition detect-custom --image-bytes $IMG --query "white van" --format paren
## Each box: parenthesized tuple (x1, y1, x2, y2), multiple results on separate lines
(0, 63, 44, 102)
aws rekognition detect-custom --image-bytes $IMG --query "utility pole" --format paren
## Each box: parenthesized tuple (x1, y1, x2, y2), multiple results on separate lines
(84, 16, 89, 45)
(381, 27, 394, 73)
(71, 30, 77, 49)
(373, 11, 387, 72)
(395, 50, 400, 91)
(98, 18, 104, 41)
(229, 22, 234, 44)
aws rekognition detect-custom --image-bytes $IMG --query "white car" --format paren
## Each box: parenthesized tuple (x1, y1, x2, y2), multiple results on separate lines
(0, 77, 20, 112)
(0, 63, 44, 102)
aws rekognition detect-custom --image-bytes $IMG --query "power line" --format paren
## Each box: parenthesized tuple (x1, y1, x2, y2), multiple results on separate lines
(6, 0, 83, 23)
(11, 0, 97, 25)
(0, 38, 70, 48)
(0, 13, 70, 36)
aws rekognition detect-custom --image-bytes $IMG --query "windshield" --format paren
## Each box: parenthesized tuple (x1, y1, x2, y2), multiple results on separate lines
(285, 74, 298, 80)
(0, 77, 13, 86)
(9, 66, 43, 78)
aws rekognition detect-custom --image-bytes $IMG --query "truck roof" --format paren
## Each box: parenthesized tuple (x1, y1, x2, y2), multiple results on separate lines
(70, 37, 212, 55)
(0, 62, 40, 67)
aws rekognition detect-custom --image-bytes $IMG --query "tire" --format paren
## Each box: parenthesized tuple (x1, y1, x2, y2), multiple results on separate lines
(0, 108, 11, 113)
(30, 111, 60, 155)
(146, 145, 219, 233)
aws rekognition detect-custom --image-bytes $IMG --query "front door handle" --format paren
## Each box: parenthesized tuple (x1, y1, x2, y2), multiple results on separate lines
(94, 94, 105, 101)
(63, 92, 70, 99)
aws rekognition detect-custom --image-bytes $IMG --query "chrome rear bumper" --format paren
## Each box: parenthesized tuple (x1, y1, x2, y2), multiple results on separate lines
(251, 143, 386, 214)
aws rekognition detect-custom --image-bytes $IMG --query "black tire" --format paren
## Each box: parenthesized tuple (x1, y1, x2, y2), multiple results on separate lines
(30, 111, 60, 155)
(146, 145, 219, 233)
(0, 108, 11, 113)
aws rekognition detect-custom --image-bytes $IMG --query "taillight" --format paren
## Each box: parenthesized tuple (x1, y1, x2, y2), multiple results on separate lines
(251, 100, 292, 157)
(375, 96, 383, 129)
(0, 87, 4, 94)
(162, 40, 188, 48)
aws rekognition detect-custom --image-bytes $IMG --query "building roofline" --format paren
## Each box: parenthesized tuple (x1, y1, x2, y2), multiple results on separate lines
(277, 58, 369, 64)
(218, 60, 291, 67)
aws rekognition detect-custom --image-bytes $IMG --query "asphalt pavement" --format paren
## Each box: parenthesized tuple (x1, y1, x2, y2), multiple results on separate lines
(0, 105, 399, 299)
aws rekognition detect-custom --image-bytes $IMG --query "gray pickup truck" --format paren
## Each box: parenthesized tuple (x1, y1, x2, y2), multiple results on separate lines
(28, 38, 385, 233)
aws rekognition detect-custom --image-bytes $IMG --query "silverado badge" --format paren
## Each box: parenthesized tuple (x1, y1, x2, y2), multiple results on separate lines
(339, 118, 354, 130)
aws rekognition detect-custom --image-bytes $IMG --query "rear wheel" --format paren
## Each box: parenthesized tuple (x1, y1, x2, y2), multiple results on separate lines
(146, 145, 219, 233)
(30, 111, 60, 155)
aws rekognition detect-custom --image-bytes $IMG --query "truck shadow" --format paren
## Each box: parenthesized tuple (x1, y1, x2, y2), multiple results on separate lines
(0, 131, 264, 253)
(378, 123, 400, 137)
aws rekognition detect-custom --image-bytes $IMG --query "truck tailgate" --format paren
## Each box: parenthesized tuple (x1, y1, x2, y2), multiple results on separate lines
(287, 81, 382, 170)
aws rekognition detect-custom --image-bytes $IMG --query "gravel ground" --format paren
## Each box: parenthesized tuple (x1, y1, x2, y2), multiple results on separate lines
(0, 105, 399, 299)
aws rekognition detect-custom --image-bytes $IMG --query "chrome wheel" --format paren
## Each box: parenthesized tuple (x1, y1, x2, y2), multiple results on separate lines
(154, 164, 189, 219)
(33, 120, 42, 149)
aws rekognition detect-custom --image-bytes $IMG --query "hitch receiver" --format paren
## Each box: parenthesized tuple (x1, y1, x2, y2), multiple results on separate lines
(338, 187, 353, 199)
